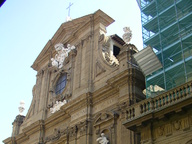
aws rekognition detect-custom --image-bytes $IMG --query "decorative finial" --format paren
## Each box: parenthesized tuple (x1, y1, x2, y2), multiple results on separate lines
(18, 100, 25, 115)
(122, 27, 132, 44)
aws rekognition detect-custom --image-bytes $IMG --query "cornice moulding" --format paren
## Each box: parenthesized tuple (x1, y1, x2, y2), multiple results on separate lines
(45, 112, 70, 129)
(22, 120, 44, 135)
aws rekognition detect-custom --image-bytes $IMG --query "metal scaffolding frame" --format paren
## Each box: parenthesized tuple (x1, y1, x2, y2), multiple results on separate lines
(139, 0, 192, 97)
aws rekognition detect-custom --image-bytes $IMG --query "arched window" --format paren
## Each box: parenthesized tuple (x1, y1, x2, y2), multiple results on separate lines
(55, 73, 67, 95)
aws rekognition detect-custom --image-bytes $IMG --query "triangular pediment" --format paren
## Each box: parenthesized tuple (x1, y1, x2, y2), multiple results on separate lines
(31, 9, 114, 71)
(94, 112, 114, 127)
(31, 15, 91, 71)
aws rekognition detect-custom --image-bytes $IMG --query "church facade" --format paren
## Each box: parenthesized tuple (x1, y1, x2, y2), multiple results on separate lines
(4, 10, 146, 144)
(4, 9, 192, 144)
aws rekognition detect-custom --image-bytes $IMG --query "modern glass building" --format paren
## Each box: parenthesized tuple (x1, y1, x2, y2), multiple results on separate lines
(136, 0, 192, 97)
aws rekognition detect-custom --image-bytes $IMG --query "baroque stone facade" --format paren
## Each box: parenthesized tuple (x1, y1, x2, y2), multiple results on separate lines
(3, 10, 145, 144)
(4, 9, 192, 144)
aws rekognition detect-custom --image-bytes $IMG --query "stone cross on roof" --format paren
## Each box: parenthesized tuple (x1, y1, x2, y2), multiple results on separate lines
(66, 2, 73, 17)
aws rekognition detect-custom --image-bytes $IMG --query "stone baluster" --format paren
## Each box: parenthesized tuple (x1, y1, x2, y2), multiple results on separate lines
(178, 89, 181, 99)
(143, 103, 146, 113)
(190, 82, 192, 93)
(156, 99, 159, 109)
(183, 86, 186, 96)
(140, 104, 143, 114)
(183, 85, 187, 97)
(155, 99, 158, 109)
(160, 95, 163, 107)
(146, 101, 149, 112)
(158, 98, 161, 108)
(177, 89, 179, 100)
(186, 85, 190, 95)
(167, 93, 170, 104)
(150, 100, 154, 111)
(126, 109, 131, 119)
(170, 92, 173, 103)
(177, 89, 180, 100)
(148, 101, 151, 111)
(161, 96, 164, 106)
(180, 88, 183, 99)
(132, 108, 135, 118)
(160, 96, 163, 106)
(173, 91, 176, 101)
(126, 110, 128, 119)
(145, 102, 148, 112)
(164, 95, 167, 105)
(160, 97, 163, 107)
(154, 100, 156, 109)
(130, 109, 133, 119)
(127, 110, 130, 119)
(186, 84, 189, 96)
(165, 94, 169, 104)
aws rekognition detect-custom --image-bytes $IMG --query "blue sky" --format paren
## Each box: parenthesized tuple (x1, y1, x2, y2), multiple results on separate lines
(0, 0, 142, 143)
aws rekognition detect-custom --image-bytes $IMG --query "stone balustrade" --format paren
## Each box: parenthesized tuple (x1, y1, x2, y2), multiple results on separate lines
(125, 80, 192, 121)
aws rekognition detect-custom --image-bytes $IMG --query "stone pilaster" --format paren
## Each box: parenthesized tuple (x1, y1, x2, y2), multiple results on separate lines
(118, 44, 145, 105)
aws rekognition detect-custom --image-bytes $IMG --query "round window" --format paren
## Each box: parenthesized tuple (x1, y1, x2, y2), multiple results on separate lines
(55, 73, 67, 95)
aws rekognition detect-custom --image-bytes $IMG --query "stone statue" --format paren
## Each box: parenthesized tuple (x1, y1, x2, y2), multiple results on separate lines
(67, 44, 75, 51)
(18, 100, 25, 115)
(122, 27, 132, 44)
(50, 100, 67, 113)
(51, 43, 75, 68)
(96, 133, 109, 144)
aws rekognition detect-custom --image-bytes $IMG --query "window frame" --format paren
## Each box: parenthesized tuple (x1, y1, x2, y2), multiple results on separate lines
(55, 73, 67, 95)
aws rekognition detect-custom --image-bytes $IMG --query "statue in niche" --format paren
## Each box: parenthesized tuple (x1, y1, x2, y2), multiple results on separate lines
(51, 43, 75, 68)
(122, 27, 132, 44)
(96, 133, 109, 144)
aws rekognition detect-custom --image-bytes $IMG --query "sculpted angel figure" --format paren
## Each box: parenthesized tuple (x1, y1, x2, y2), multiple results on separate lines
(50, 100, 67, 113)
(67, 44, 75, 52)
(51, 43, 75, 68)
(96, 133, 109, 144)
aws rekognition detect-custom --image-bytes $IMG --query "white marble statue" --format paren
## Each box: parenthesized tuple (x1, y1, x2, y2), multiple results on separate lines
(96, 133, 109, 144)
(122, 27, 132, 44)
(67, 44, 75, 52)
(51, 43, 75, 68)
(18, 100, 25, 115)
(50, 100, 67, 113)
